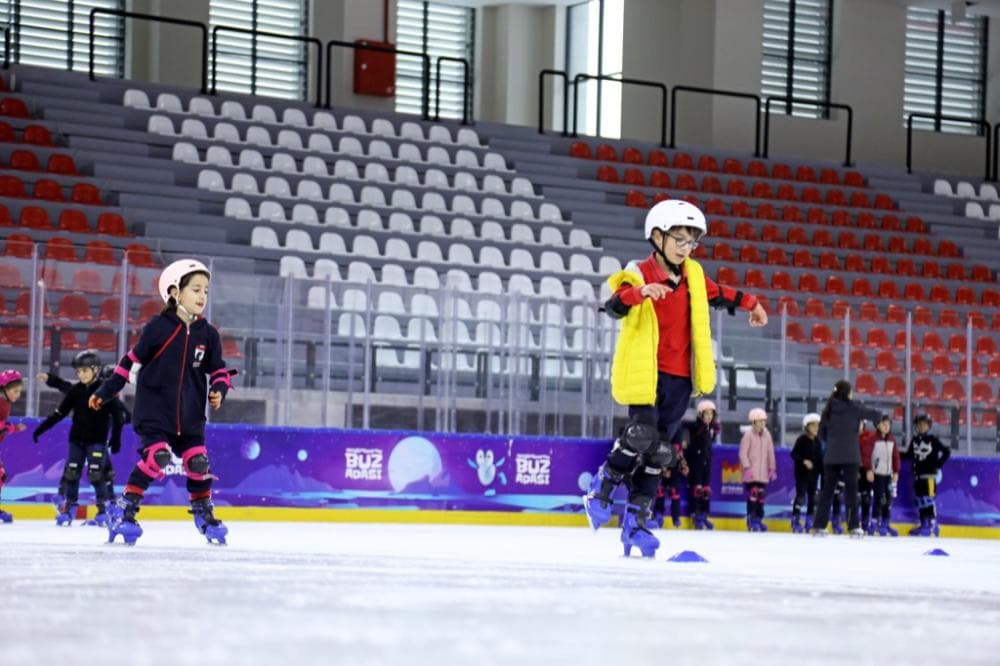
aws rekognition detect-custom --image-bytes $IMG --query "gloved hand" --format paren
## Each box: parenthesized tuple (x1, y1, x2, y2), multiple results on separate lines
(742, 468, 753, 483)
(109, 437, 121, 455)
(889, 481, 897, 498)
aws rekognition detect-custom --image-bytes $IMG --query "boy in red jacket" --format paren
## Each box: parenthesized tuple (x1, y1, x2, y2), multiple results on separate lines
(860, 414, 900, 536)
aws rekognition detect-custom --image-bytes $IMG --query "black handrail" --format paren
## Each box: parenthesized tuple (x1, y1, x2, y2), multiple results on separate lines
(763, 96, 854, 166)
(670, 85, 761, 156)
(1, 27, 9, 70)
(537, 69, 570, 136)
(433, 55, 471, 125)
(905, 112, 991, 180)
(211, 26, 323, 107)
(989, 123, 1000, 181)
(325, 39, 431, 120)
(89, 9, 208, 93)
(572, 73, 667, 147)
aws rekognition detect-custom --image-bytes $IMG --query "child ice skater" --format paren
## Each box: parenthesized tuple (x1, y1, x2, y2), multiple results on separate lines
(652, 440, 687, 528)
(584, 199, 767, 557)
(811, 380, 881, 537)
(860, 414, 900, 536)
(739, 407, 776, 532)
(685, 399, 719, 530)
(903, 413, 950, 537)
(790, 413, 822, 533)
(90, 259, 236, 546)
(33, 350, 129, 526)
(0, 369, 28, 523)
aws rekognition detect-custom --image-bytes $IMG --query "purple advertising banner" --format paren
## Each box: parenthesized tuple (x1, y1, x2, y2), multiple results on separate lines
(1, 421, 999, 526)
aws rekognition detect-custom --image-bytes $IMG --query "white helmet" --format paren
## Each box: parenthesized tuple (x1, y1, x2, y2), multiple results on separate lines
(158, 259, 211, 304)
(644, 199, 707, 240)
(696, 400, 716, 415)
(748, 407, 768, 422)
(802, 413, 821, 429)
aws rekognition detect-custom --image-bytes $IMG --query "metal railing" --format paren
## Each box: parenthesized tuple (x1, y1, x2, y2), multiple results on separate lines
(906, 113, 991, 181)
(763, 96, 854, 166)
(670, 85, 761, 156)
(572, 73, 667, 146)
(433, 55, 471, 125)
(537, 69, 570, 136)
(211, 26, 323, 107)
(89, 8, 208, 93)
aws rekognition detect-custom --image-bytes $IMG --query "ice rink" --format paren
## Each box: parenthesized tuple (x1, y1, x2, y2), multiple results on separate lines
(2, 520, 999, 666)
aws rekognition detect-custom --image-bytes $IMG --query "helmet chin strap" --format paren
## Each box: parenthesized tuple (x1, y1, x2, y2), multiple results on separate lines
(648, 235, 682, 276)
(176, 302, 197, 323)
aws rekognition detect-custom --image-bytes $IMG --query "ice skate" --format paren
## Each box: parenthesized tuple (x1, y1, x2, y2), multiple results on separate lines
(701, 514, 714, 530)
(746, 516, 757, 532)
(55, 503, 77, 527)
(848, 527, 865, 538)
(877, 520, 898, 537)
(107, 495, 143, 546)
(190, 498, 228, 545)
(831, 521, 844, 535)
(755, 516, 768, 532)
(620, 506, 659, 558)
(914, 519, 940, 537)
(804, 516, 813, 532)
(670, 516, 681, 528)
(865, 520, 877, 536)
(908, 518, 927, 536)
(810, 528, 827, 537)
(791, 516, 804, 534)
(85, 502, 110, 527)
(0, 509, 12, 523)
(582, 464, 619, 531)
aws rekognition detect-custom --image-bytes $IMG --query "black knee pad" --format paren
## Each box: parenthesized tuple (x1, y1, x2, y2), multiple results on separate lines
(644, 441, 677, 470)
(153, 448, 172, 468)
(618, 421, 658, 456)
(186, 454, 210, 475)
(87, 465, 105, 485)
(64, 463, 81, 481)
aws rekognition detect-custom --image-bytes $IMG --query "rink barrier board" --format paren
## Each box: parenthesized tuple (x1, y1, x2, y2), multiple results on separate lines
(5, 504, 1000, 539)
(2, 422, 999, 538)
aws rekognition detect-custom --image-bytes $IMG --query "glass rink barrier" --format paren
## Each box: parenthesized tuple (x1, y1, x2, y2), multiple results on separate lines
(3, 241, 998, 451)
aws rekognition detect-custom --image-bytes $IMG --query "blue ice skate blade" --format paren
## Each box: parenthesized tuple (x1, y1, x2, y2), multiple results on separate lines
(667, 550, 708, 563)
(923, 548, 949, 557)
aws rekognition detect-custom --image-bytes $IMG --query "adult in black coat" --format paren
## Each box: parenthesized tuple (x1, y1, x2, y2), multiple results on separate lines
(811, 380, 881, 535)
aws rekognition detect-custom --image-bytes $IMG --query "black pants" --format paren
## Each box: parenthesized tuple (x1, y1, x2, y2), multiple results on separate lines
(687, 456, 712, 515)
(792, 465, 819, 519)
(813, 463, 860, 530)
(859, 472, 874, 527)
(745, 481, 766, 519)
(872, 475, 893, 522)
(59, 441, 113, 505)
(608, 373, 692, 506)
(914, 475, 937, 522)
(125, 429, 212, 502)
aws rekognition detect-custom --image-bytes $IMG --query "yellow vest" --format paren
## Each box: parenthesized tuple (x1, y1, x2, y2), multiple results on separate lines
(607, 258, 716, 406)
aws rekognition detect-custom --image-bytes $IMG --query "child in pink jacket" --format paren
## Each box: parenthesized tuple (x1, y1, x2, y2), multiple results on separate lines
(739, 407, 776, 532)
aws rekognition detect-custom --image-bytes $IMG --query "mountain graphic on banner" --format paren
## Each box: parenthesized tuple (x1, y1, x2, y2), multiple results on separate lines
(229, 464, 335, 494)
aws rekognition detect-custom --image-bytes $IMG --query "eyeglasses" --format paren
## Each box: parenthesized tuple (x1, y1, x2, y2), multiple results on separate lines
(667, 234, 699, 250)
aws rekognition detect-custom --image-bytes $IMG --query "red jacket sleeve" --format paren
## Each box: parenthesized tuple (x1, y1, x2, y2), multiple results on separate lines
(892, 441, 901, 474)
(615, 283, 645, 307)
(859, 433, 875, 470)
(704, 276, 759, 313)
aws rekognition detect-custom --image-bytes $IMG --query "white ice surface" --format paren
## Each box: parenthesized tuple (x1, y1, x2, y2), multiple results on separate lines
(1, 520, 999, 666)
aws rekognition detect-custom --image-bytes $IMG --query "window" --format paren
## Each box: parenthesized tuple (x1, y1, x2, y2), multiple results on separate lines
(761, 0, 833, 117)
(0, 0, 124, 77)
(904, 8, 987, 134)
(565, 0, 624, 138)
(210, 0, 309, 100)
(395, 1, 475, 120)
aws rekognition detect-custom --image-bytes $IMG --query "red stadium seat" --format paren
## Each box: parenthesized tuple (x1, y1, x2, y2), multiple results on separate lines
(804, 298, 826, 318)
(811, 323, 834, 345)
(46, 154, 78, 175)
(844, 256, 865, 273)
(782, 205, 803, 222)
(863, 234, 882, 252)
(819, 346, 842, 368)
(747, 160, 768, 177)
(850, 349, 870, 370)
(0, 97, 30, 118)
(838, 231, 859, 250)
(830, 300, 851, 319)
(826, 275, 846, 295)
(801, 188, 822, 205)
(947, 334, 967, 354)
(983, 288, 1000, 307)
(726, 179, 749, 197)
(751, 181, 773, 199)
(3, 232, 34, 257)
(849, 191, 870, 208)
(569, 142, 592, 159)
(770, 163, 792, 180)
(596, 165, 619, 183)
(712, 243, 735, 261)
(858, 302, 880, 322)
(825, 189, 846, 206)
(812, 229, 833, 247)
(595, 144, 617, 161)
(125, 243, 157, 268)
(622, 168, 645, 186)
(97, 297, 122, 322)
(856, 212, 877, 229)
(708, 220, 730, 237)
(33, 178, 65, 201)
(921, 261, 941, 280)
(722, 158, 744, 174)
(910, 353, 928, 374)
(43, 237, 78, 262)
(622, 147, 643, 164)
(38, 264, 64, 289)
(798, 273, 821, 293)
(717, 266, 738, 285)
(701, 175, 723, 194)
(791, 249, 813, 267)
(85, 329, 119, 352)
(940, 379, 965, 402)
(912, 238, 933, 256)
(765, 247, 788, 265)
(744, 268, 766, 288)
(649, 170, 671, 188)
(776, 184, 797, 201)
(819, 169, 839, 185)
(881, 214, 902, 232)
(795, 165, 817, 182)
(0, 174, 26, 197)
(771, 271, 792, 291)
(885, 304, 906, 324)
(937, 240, 960, 258)
(676, 173, 698, 191)
(838, 327, 862, 347)
(976, 336, 998, 356)
(903, 283, 926, 302)
(625, 190, 648, 208)
(818, 252, 840, 270)
(22, 124, 54, 146)
(19, 205, 52, 230)
(877, 280, 899, 300)
(931, 354, 953, 375)
(875, 351, 899, 372)
(955, 286, 975, 305)
(938, 309, 960, 329)
(785, 321, 805, 342)
(647, 149, 669, 167)
(697, 155, 719, 172)
(776, 295, 800, 316)
(222, 335, 244, 359)
(71, 183, 102, 205)
(0, 264, 23, 288)
(733, 222, 756, 240)
(913, 377, 937, 399)
(854, 373, 878, 395)
(883, 375, 905, 398)
(894, 259, 916, 277)
(58, 209, 90, 233)
(887, 236, 907, 253)
(905, 216, 926, 233)
(971, 264, 992, 282)
(844, 171, 865, 187)
(0, 203, 9, 226)
(10, 149, 41, 171)
(57, 294, 92, 320)
(84, 240, 116, 265)
(73, 268, 104, 293)
(873, 194, 894, 210)
(0, 121, 13, 142)
(739, 246, 762, 263)
(928, 285, 950, 304)
(865, 329, 889, 349)
(673, 152, 694, 169)
(705, 198, 727, 215)
(922, 332, 944, 353)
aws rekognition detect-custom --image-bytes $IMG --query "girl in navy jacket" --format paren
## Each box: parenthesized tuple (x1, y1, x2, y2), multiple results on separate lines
(91, 259, 235, 545)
